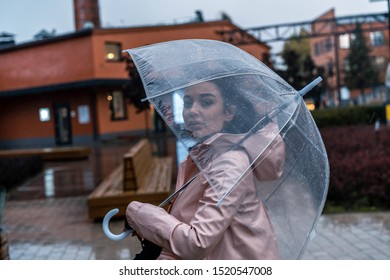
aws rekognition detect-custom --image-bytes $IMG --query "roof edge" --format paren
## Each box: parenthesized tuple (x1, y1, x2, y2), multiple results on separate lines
(0, 78, 129, 98)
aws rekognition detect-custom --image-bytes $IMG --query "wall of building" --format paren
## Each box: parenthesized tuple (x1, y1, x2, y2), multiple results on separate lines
(310, 9, 338, 98)
(0, 20, 269, 94)
(0, 20, 270, 148)
(95, 89, 151, 138)
(310, 9, 389, 104)
(89, 21, 269, 79)
(0, 90, 95, 147)
(0, 94, 54, 141)
(0, 36, 96, 92)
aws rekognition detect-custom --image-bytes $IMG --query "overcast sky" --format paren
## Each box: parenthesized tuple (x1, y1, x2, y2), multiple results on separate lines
(1, 0, 388, 47)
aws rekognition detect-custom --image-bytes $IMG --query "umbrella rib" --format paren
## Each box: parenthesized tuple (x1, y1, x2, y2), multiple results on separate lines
(216, 81, 324, 206)
(264, 129, 303, 203)
(216, 96, 300, 205)
(141, 72, 295, 101)
(291, 115, 329, 157)
(158, 173, 199, 207)
(141, 72, 263, 101)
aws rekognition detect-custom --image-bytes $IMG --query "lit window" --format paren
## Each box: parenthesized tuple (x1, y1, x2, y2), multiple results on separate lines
(105, 42, 122, 62)
(39, 108, 51, 122)
(339, 34, 350, 49)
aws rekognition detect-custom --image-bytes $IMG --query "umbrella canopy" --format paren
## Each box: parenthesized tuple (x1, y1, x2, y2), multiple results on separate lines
(123, 39, 329, 259)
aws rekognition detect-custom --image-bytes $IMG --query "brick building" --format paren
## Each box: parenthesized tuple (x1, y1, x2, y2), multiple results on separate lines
(0, 0, 270, 148)
(310, 9, 389, 106)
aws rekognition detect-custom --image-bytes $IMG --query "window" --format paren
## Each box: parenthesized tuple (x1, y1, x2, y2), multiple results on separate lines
(39, 108, 51, 122)
(339, 34, 350, 49)
(342, 58, 350, 72)
(173, 90, 184, 124)
(314, 39, 332, 56)
(314, 42, 322, 56)
(370, 31, 384, 47)
(108, 91, 127, 120)
(327, 61, 335, 76)
(325, 38, 332, 52)
(105, 42, 122, 62)
(77, 105, 90, 124)
(373, 56, 386, 69)
(314, 43, 320, 56)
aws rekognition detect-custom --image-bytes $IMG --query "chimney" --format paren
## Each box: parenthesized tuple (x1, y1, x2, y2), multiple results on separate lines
(74, 0, 101, 31)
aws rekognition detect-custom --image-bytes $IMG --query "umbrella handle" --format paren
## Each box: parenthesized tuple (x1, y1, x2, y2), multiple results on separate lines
(102, 174, 198, 241)
(102, 208, 133, 241)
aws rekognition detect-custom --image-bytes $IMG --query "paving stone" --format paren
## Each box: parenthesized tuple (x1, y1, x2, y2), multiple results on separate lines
(4, 196, 390, 260)
(2, 143, 389, 260)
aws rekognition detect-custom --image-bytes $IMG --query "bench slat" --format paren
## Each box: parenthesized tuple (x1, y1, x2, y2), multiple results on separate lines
(87, 139, 173, 219)
(89, 165, 123, 197)
(123, 140, 153, 191)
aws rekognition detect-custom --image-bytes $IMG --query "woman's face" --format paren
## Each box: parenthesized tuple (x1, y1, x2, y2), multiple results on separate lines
(183, 82, 234, 139)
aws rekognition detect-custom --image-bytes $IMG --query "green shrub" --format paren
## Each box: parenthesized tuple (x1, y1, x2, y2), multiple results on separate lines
(311, 105, 385, 128)
(0, 156, 44, 191)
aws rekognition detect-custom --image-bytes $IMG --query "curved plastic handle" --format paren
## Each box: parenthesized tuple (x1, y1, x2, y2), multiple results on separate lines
(102, 208, 133, 241)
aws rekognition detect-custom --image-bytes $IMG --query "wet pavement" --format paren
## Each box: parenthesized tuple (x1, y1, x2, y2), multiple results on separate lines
(2, 137, 390, 260)
(5, 142, 140, 201)
(2, 195, 390, 260)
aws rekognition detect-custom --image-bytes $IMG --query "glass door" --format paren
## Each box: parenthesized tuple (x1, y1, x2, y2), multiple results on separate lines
(54, 103, 72, 145)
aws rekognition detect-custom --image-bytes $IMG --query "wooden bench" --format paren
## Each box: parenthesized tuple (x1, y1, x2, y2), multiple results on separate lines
(0, 146, 91, 161)
(0, 231, 10, 260)
(87, 139, 173, 220)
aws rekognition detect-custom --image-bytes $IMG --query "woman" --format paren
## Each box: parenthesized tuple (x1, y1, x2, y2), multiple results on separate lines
(125, 76, 285, 260)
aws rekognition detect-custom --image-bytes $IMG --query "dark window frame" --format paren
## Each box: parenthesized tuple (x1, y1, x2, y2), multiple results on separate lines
(370, 31, 384, 47)
(108, 90, 128, 121)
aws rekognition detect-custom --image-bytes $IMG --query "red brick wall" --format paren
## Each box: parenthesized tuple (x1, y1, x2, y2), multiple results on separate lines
(0, 36, 95, 92)
(0, 91, 94, 141)
(0, 21, 270, 144)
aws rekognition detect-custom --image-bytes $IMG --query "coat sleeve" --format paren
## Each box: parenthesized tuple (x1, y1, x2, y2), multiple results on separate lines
(126, 150, 253, 259)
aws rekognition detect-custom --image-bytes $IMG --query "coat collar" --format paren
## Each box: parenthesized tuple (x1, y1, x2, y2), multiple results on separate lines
(189, 122, 285, 181)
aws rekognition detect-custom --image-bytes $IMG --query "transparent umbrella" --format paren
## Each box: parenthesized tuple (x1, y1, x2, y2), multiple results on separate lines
(104, 39, 329, 259)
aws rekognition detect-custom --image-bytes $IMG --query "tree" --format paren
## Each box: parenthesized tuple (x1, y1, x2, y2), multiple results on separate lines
(280, 48, 302, 89)
(280, 28, 326, 109)
(123, 58, 149, 113)
(123, 58, 168, 134)
(261, 52, 274, 70)
(343, 23, 378, 101)
(123, 57, 154, 136)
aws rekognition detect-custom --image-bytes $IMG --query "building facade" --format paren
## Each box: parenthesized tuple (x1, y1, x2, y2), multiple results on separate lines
(310, 9, 389, 106)
(0, 20, 270, 148)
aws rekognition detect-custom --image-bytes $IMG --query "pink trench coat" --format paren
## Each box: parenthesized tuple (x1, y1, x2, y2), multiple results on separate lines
(127, 126, 285, 260)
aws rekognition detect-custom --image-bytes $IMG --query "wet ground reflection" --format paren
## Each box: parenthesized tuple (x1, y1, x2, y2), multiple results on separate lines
(4, 196, 142, 259)
(6, 136, 182, 201)
(3, 136, 390, 260)
(4, 195, 390, 260)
